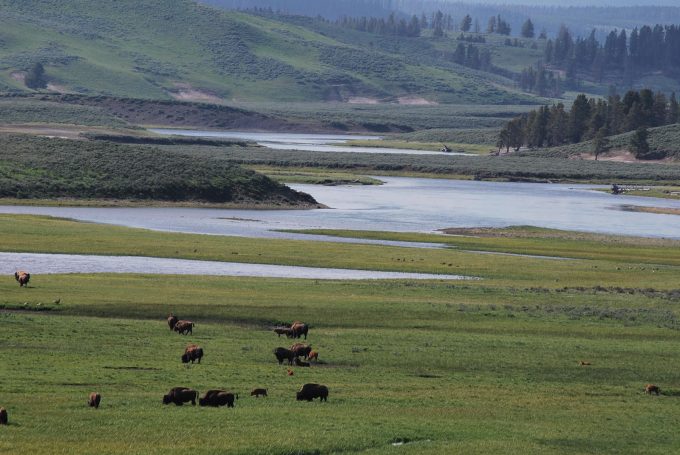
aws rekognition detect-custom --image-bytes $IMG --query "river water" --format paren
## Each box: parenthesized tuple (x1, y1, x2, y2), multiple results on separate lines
(0, 177, 679, 239)
(148, 129, 475, 156)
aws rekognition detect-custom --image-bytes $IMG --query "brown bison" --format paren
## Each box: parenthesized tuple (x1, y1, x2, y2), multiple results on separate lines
(0, 407, 7, 425)
(290, 343, 313, 359)
(173, 320, 195, 335)
(274, 347, 296, 365)
(645, 384, 661, 395)
(250, 388, 267, 398)
(308, 351, 319, 361)
(199, 390, 237, 408)
(273, 327, 294, 338)
(579, 361, 591, 366)
(14, 271, 30, 287)
(88, 392, 101, 409)
(181, 344, 204, 364)
(167, 314, 178, 330)
(163, 387, 198, 406)
(293, 357, 310, 367)
(296, 383, 328, 402)
(290, 321, 309, 340)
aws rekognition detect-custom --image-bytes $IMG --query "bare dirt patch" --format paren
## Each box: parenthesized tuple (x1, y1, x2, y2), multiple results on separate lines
(10, 71, 25, 83)
(168, 83, 223, 103)
(578, 149, 670, 164)
(397, 96, 438, 105)
(347, 97, 380, 104)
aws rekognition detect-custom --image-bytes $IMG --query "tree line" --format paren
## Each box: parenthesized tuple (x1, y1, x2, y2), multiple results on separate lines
(545, 24, 680, 82)
(498, 90, 680, 154)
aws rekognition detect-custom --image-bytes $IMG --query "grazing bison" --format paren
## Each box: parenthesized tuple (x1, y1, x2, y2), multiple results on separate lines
(308, 351, 319, 361)
(579, 361, 591, 366)
(274, 347, 296, 365)
(88, 392, 101, 409)
(296, 383, 328, 402)
(163, 387, 198, 406)
(14, 271, 30, 287)
(290, 321, 309, 340)
(181, 344, 204, 364)
(290, 343, 313, 359)
(167, 314, 178, 330)
(199, 390, 237, 408)
(645, 384, 661, 395)
(250, 388, 267, 398)
(0, 407, 7, 425)
(173, 320, 195, 335)
(293, 357, 310, 367)
(273, 327, 294, 338)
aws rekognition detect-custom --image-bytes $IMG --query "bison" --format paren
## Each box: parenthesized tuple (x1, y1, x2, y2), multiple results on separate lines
(290, 343, 312, 359)
(199, 390, 237, 408)
(163, 387, 198, 406)
(0, 407, 7, 425)
(250, 388, 267, 398)
(173, 320, 194, 335)
(273, 327, 294, 338)
(14, 271, 30, 287)
(181, 344, 204, 364)
(290, 321, 309, 340)
(274, 347, 296, 365)
(308, 351, 319, 361)
(167, 314, 178, 330)
(645, 384, 661, 395)
(296, 383, 328, 402)
(579, 361, 591, 366)
(88, 392, 101, 409)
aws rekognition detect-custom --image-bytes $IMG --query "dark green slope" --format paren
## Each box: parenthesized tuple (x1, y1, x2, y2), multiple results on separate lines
(0, 0, 538, 104)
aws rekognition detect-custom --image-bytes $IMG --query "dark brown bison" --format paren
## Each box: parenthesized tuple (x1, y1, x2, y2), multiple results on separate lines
(181, 344, 204, 364)
(293, 357, 310, 367)
(290, 321, 309, 340)
(0, 407, 7, 425)
(296, 383, 328, 402)
(173, 320, 194, 335)
(250, 388, 267, 398)
(290, 343, 312, 359)
(308, 351, 319, 361)
(645, 384, 661, 395)
(579, 361, 591, 366)
(88, 392, 101, 409)
(167, 314, 178, 330)
(199, 390, 237, 408)
(163, 387, 198, 406)
(274, 347, 296, 365)
(14, 271, 30, 287)
(273, 327, 293, 338)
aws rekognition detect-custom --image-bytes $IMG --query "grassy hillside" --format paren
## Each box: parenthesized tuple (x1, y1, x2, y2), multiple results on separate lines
(0, 134, 317, 206)
(0, 0, 541, 104)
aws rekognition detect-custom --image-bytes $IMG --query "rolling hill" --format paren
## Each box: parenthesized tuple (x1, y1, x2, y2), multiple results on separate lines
(0, 0, 539, 104)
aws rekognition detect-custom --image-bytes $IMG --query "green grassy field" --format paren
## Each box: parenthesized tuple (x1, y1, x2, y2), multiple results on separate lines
(1, 216, 680, 453)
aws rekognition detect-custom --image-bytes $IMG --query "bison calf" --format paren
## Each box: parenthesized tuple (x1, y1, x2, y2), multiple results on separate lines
(250, 388, 267, 398)
(273, 327, 293, 338)
(308, 351, 319, 361)
(163, 387, 198, 406)
(181, 344, 204, 364)
(645, 384, 661, 395)
(0, 407, 7, 425)
(88, 392, 101, 409)
(199, 390, 238, 408)
(296, 383, 328, 402)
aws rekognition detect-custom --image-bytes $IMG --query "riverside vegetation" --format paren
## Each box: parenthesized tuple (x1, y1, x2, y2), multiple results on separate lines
(1, 215, 680, 454)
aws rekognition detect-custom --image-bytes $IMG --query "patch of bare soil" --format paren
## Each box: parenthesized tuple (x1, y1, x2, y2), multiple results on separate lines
(169, 83, 223, 103)
(397, 96, 438, 105)
(46, 83, 70, 94)
(578, 149, 670, 164)
(10, 71, 25, 83)
(347, 97, 379, 104)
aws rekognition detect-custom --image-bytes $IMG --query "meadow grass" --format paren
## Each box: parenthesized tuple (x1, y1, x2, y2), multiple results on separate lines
(1, 216, 680, 453)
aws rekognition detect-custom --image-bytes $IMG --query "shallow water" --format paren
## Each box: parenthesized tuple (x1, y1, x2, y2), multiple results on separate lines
(149, 129, 473, 156)
(0, 252, 474, 280)
(1, 177, 678, 239)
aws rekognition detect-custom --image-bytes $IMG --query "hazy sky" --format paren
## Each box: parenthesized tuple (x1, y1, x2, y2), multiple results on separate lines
(444, 1, 680, 6)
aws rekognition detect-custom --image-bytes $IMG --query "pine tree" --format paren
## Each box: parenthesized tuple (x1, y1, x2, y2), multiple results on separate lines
(487, 16, 496, 34)
(521, 19, 535, 39)
(668, 92, 679, 124)
(460, 14, 472, 32)
(630, 127, 650, 159)
(593, 128, 611, 160)
(24, 62, 47, 90)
